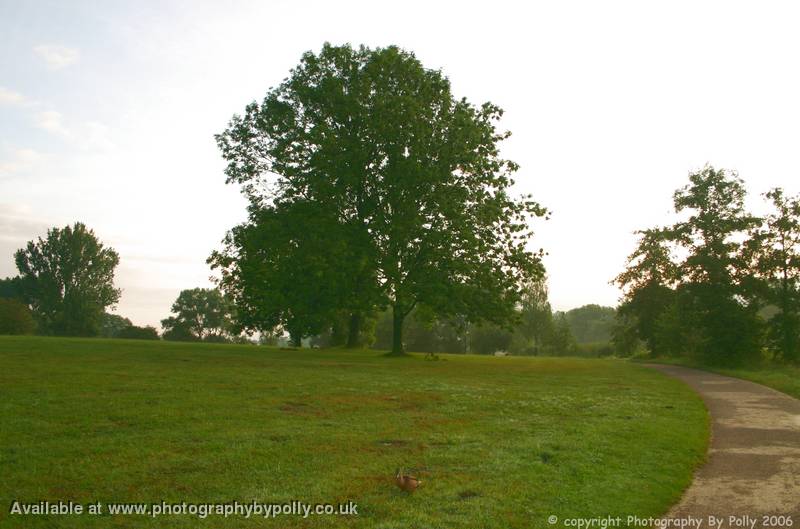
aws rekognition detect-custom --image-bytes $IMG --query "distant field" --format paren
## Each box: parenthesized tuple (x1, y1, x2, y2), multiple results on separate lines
(0, 337, 708, 528)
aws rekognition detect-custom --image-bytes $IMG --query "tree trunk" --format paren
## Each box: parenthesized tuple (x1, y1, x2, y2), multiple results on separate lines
(390, 305, 406, 355)
(346, 312, 362, 349)
(291, 333, 302, 348)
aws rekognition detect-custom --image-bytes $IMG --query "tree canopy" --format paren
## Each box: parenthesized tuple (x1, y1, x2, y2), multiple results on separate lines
(615, 165, 797, 365)
(0, 276, 25, 301)
(210, 200, 377, 347)
(0, 298, 36, 335)
(161, 288, 234, 342)
(14, 222, 120, 336)
(101, 313, 133, 338)
(515, 277, 555, 354)
(214, 43, 547, 354)
(745, 188, 800, 362)
(563, 304, 616, 344)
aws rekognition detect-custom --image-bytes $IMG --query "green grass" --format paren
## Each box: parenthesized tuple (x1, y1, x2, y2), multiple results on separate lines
(0, 337, 709, 528)
(641, 356, 800, 400)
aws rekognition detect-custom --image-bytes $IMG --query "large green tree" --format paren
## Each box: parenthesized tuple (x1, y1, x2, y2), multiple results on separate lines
(670, 166, 762, 364)
(14, 222, 120, 336)
(216, 43, 546, 354)
(616, 166, 762, 364)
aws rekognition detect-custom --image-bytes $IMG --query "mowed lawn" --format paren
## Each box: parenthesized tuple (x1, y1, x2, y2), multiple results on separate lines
(0, 337, 708, 528)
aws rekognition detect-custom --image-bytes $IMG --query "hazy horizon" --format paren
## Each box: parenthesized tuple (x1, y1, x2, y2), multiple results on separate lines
(3, 0, 800, 329)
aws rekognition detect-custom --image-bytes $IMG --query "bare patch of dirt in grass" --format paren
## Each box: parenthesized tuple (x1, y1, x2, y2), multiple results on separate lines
(278, 401, 325, 417)
(375, 439, 410, 447)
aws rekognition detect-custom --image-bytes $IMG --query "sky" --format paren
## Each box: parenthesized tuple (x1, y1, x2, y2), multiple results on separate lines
(2, 0, 800, 329)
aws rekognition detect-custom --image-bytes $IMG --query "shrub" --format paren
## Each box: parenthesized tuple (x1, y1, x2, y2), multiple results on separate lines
(0, 298, 36, 335)
(117, 325, 159, 340)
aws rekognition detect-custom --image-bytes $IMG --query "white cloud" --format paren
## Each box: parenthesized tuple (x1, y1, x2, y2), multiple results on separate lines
(35, 110, 70, 137)
(33, 112, 115, 151)
(83, 121, 116, 152)
(0, 87, 27, 106)
(33, 44, 80, 70)
(0, 148, 42, 177)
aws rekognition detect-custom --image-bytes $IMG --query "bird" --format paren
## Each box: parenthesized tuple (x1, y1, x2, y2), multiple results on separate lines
(395, 468, 422, 492)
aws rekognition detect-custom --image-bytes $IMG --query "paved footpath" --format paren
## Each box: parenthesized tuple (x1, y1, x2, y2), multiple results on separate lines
(647, 365, 800, 529)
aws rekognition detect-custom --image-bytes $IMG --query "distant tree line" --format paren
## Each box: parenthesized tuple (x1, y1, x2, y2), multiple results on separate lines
(0, 214, 615, 355)
(302, 276, 615, 356)
(0, 220, 300, 345)
(615, 165, 800, 366)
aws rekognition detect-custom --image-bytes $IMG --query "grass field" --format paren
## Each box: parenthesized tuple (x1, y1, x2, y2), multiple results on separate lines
(0, 337, 708, 528)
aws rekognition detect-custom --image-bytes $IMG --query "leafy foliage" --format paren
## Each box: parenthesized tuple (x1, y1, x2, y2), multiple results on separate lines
(0, 276, 25, 301)
(161, 288, 234, 342)
(469, 323, 514, 355)
(14, 222, 120, 337)
(215, 43, 547, 354)
(616, 165, 777, 365)
(668, 167, 762, 364)
(549, 313, 577, 355)
(210, 201, 376, 346)
(745, 188, 800, 362)
(514, 277, 555, 354)
(117, 325, 160, 340)
(0, 298, 36, 335)
(563, 304, 616, 343)
(101, 313, 133, 338)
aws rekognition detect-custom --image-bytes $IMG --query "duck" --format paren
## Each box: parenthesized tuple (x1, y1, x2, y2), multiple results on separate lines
(395, 468, 422, 492)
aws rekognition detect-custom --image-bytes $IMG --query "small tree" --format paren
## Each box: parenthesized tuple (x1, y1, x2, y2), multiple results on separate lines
(161, 288, 233, 341)
(610, 312, 642, 357)
(101, 313, 133, 338)
(550, 313, 576, 355)
(14, 223, 120, 336)
(515, 277, 554, 355)
(614, 229, 679, 356)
